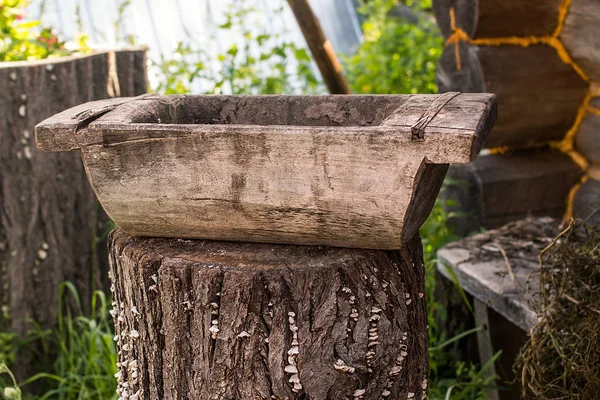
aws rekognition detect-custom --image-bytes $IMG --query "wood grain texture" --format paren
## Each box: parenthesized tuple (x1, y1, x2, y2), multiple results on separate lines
(36, 94, 496, 249)
(0, 49, 147, 383)
(442, 150, 583, 236)
(573, 178, 600, 227)
(433, 0, 563, 39)
(560, 0, 600, 82)
(437, 42, 588, 148)
(109, 229, 428, 400)
(575, 96, 600, 164)
(437, 217, 561, 332)
(286, 0, 351, 94)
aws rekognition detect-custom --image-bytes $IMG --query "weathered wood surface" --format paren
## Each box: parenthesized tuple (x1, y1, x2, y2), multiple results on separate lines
(286, 0, 351, 94)
(437, 217, 562, 400)
(437, 42, 588, 148)
(36, 93, 496, 249)
(575, 96, 600, 164)
(0, 49, 147, 382)
(473, 300, 526, 400)
(437, 217, 560, 332)
(560, 0, 600, 81)
(442, 150, 582, 236)
(433, 0, 563, 39)
(109, 229, 428, 400)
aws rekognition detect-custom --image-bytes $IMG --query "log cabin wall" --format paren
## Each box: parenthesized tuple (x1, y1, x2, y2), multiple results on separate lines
(433, 0, 600, 230)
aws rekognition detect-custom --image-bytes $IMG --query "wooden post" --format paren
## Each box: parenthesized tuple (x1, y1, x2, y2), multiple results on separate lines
(0, 49, 147, 382)
(108, 230, 429, 399)
(286, 0, 351, 94)
(36, 93, 496, 399)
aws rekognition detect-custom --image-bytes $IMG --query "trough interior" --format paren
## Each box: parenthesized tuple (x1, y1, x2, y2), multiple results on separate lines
(134, 95, 411, 127)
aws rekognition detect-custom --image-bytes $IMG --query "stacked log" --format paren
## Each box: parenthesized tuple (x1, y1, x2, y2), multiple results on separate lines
(434, 0, 600, 230)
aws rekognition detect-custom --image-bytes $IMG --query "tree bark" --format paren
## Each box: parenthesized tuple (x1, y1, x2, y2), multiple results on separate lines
(0, 49, 146, 381)
(108, 229, 429, 400)
(437, 41, 588, 148)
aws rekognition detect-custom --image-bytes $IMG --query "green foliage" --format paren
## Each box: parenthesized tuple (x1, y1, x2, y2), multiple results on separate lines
(0, 363, 21, 400)
(19, 282, 118, 400)
(421, 189, 499, 399)
(152, 4, 321, 95)
(0, 0, 69, 61)
(345, 0, 442, 94)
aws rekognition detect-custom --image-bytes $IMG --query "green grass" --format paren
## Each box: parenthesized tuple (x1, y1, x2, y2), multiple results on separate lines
(0, 283, 117, 400)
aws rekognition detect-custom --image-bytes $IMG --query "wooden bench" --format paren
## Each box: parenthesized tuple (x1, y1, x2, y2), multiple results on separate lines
(437, 217, 561, 400)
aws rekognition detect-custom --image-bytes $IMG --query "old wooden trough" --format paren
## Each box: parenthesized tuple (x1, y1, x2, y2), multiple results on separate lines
(36, 93, 496, 249)
(35, 93, 496, 399)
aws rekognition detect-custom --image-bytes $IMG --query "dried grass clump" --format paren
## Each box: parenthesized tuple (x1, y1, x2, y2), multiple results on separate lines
(518, 218, 600, 399)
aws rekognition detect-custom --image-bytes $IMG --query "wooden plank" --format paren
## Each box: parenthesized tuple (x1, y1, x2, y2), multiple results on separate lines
(36, 93, 496, 249)
(286, 0, 351, 94)
(433, 0, 563, 39)
(109, 229, 428, 399)
(474, 300, 501, 400)
(442, 150, 583, 236)
(474, 301, 527, 400)
(437, 42, 588, 148)
(437, 217, 562, 332)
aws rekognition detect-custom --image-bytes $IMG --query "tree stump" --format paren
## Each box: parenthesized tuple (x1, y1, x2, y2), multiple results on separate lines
(108, 229, 428, 400)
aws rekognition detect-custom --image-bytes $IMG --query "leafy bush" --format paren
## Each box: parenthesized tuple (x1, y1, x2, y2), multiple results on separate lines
(152, 4, 321, 95)
(345, 0, 442, 95)
(0, 0, 68, 61)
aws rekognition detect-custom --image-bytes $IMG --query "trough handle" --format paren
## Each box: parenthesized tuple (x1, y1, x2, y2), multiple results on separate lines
(35, 97, 136, 152)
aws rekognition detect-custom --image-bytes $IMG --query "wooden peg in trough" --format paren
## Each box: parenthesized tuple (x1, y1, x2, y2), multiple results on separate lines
(36, 93, 496, 249)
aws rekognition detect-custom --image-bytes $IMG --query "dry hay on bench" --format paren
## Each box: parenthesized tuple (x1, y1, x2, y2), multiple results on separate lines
(517, 217, 600, 399)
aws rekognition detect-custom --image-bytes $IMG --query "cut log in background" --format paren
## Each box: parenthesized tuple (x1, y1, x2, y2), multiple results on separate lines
(108, 230, 428, 400)
(433, 0, 600, 397)
(433, 0, 564, 39)
(575, 96, 600, 165)
(560, 0, 600, 82)
(0, 49, 147, 381)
